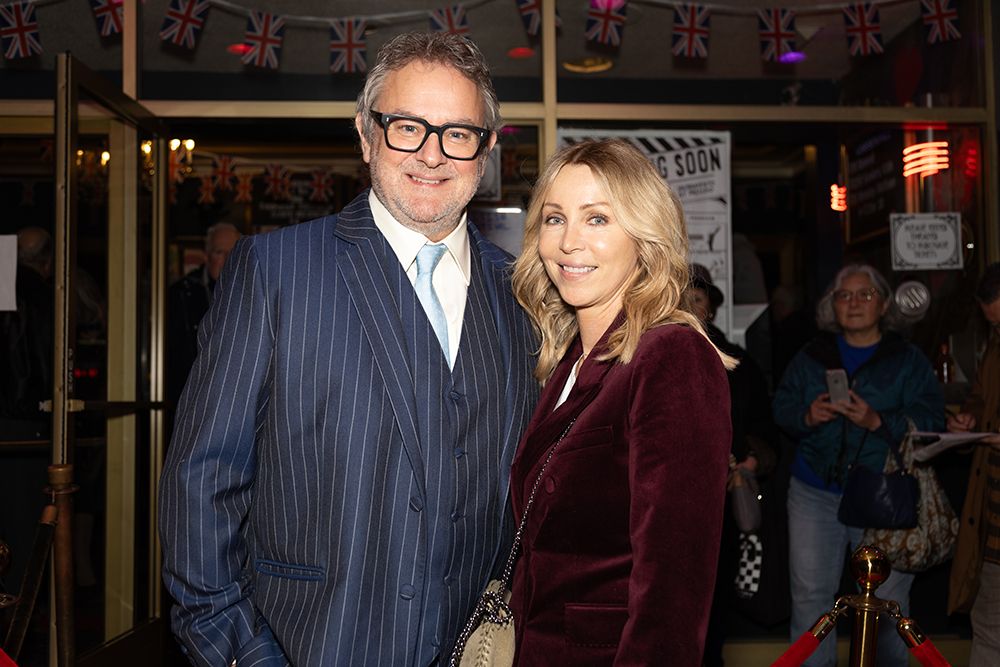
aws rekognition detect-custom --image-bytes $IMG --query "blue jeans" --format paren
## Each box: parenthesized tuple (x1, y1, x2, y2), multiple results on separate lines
(788, 477, 914, 667)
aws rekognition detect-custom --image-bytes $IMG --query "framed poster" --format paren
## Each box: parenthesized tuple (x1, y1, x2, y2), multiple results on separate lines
(890, 212, 962, 270)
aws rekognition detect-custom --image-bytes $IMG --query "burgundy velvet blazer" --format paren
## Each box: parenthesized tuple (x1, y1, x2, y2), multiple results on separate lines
(509, 320, 731, 667)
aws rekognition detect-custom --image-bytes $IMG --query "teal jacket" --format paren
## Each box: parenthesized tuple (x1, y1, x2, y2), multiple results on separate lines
(773, 332, 944, 489)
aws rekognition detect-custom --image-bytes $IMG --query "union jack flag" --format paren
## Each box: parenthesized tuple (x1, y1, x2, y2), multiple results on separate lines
(329, 18, 366, 74)
(585, 0, 626, 47)
(234, 172, 254, 203)
(309, 170, 334, 203)
(197, 175, 216, 205)
(159, 0, 209, 50)
(212, 155, 235, 191)
(921, 0, 960, 44)
(515, 0, 541, 37)
(168, 150, 187, 185)
(243, 11, 284, 70)
(430, 5, 469, 35)
(264, 164, 291, 200)
(672, 4, 709, 59)
(90, 0, 123, 37)
(0, 1, 42, 60)
(757, 8, 795, 62)
(843, 4, 882, 56)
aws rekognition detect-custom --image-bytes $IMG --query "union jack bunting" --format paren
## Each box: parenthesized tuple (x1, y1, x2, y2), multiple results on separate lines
(263, 164, 291, 200)
(159, 0, 210, 50)
(515, 0, 540, 37)
(243, 11, 285, 70)
(234, 173, 254, 203)
(309, 170, 334, 203)
(168, 150, 187, 185)
(197, 175, 216, 205)
(921, 0, 960, 44)
(757, 8, 795, 62)
(671, 4, 710, 59)
(329, 18, 366, 73)
(212, 156, 235, 191)
(90, 0, 123, 37)
(430, 5, 469, 36)
(843, 4, 882, 56)
(0, 1, 42, 60)
(585, 0, 626, 47)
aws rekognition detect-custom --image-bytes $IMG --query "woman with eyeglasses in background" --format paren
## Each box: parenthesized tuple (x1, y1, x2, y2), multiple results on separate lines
(773, 263, 944, 667)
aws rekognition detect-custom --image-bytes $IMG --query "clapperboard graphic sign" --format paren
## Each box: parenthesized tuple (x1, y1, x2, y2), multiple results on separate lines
(558, 129, 733, 336)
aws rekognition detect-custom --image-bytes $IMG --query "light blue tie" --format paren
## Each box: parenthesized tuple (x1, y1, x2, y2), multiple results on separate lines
(415, 243, 450, 366)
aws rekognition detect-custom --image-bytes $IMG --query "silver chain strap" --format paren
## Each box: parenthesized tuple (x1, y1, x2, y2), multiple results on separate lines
(449, 419, 576, 666)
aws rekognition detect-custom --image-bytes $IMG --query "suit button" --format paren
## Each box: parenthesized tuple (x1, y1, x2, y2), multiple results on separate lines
(449, 390, 463, 401)
(451, 510, 464, 522)
(400, 584, 416, 600)
(444, 575, 455, 586)
(545, 476, 556, 493)
(454, 447, 465, 459)
(409, 496, 423, 512)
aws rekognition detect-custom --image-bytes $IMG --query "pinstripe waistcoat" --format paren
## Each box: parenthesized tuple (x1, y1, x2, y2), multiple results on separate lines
(159, 192, 539, 667)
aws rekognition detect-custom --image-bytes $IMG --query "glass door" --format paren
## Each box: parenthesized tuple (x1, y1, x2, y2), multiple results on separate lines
(47, 53, 169, 667)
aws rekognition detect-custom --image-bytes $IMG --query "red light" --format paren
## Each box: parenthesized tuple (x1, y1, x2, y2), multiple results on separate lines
(227, 43, 252, 56)
(88, 367, 98, 378)
(73, 368, 83, 379)
(507, 46, 534, 59)
(830, 184, 847, 212)
(902, 141, 950, 178)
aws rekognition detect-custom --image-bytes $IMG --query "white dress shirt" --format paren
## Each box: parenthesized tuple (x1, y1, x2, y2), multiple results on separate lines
(369, 191, 470, 368)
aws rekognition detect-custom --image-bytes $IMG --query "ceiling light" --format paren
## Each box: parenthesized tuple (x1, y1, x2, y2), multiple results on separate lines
(562, 57, 614, 74)
(507, 46, 534, 59)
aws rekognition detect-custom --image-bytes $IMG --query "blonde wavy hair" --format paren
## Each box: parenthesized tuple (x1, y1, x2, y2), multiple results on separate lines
(512, 138, 735, 384)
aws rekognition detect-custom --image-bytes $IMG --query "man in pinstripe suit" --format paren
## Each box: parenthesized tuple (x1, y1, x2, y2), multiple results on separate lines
(159, 32, 539, 667)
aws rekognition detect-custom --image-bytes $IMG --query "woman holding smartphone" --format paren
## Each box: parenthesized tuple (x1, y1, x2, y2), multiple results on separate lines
(773, 263, 944, 667)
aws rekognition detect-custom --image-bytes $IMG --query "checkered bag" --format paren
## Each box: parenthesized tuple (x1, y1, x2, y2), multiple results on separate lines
(734, 532, 763, 599)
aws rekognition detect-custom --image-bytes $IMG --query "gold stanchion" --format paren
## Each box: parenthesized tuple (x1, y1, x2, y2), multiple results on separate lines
(47, 464, 77, 667)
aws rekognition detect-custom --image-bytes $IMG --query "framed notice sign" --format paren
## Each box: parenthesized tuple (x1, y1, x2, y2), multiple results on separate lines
(890, 212, 962, 270)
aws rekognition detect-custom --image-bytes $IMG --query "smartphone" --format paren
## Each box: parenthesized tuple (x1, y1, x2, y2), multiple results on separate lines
(826, 368, 850, 404)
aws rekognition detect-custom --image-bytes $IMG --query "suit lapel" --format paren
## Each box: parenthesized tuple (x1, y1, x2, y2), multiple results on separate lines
(334, 194, 425, 496)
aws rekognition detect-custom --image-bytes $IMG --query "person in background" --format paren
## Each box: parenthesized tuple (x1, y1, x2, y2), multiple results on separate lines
(773, 263, 943, 667)
(508, 139, 732, 665)
(165, 222, 241, 405)
(687, 263, 777, 667)
(948, 261, 1000, 667)
(159, 32, 538, 666)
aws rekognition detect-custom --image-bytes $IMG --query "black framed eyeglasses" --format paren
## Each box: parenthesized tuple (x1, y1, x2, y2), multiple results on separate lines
(369, 109, 490, 160)
(833, 287, 879, 303)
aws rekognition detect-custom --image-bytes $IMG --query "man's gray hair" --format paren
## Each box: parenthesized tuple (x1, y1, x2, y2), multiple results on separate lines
(815, 263, 907, 333)
(355, 31, 501, 143)
(205, 222, 241, 252)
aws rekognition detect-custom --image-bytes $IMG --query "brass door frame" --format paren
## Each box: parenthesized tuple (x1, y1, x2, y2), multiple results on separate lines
(52, 52, 168, 663)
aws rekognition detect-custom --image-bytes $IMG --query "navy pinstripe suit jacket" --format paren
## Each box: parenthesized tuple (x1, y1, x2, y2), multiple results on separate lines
(159, 192, 539, 666)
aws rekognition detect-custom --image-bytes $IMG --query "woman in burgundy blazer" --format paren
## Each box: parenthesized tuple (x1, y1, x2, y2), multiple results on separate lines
(509, 139, 733, 666)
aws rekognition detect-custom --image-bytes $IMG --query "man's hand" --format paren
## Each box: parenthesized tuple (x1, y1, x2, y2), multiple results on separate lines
(947, 412, 976, 433)
(805, 393, 838, 427)
(831, 391, 882, 431)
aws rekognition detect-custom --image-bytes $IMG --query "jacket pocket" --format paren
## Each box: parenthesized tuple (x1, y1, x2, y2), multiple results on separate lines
(255, 558, 324, 581)
(564, 601, 628, 647)
(558, 425, 614, 455)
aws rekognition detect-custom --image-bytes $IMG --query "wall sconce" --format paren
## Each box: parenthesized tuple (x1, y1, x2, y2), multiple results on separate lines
(902, 141, 949, 178)
(830, 184, 847, 212)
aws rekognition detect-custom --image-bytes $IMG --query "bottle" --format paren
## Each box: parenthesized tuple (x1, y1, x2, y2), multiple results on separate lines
(935, 342, 954, 384)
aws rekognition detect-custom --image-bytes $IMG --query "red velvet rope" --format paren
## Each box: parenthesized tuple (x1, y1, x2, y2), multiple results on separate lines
(0, 647, 18, 667)
(909, 639, 951, 667)
(771, 631, 820, 667)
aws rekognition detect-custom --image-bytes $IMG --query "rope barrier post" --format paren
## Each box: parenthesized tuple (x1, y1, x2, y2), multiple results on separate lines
(897, 617, 952, 667)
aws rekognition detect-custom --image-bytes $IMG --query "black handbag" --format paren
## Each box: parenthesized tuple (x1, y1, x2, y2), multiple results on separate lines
(837, 432, 919, 529)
